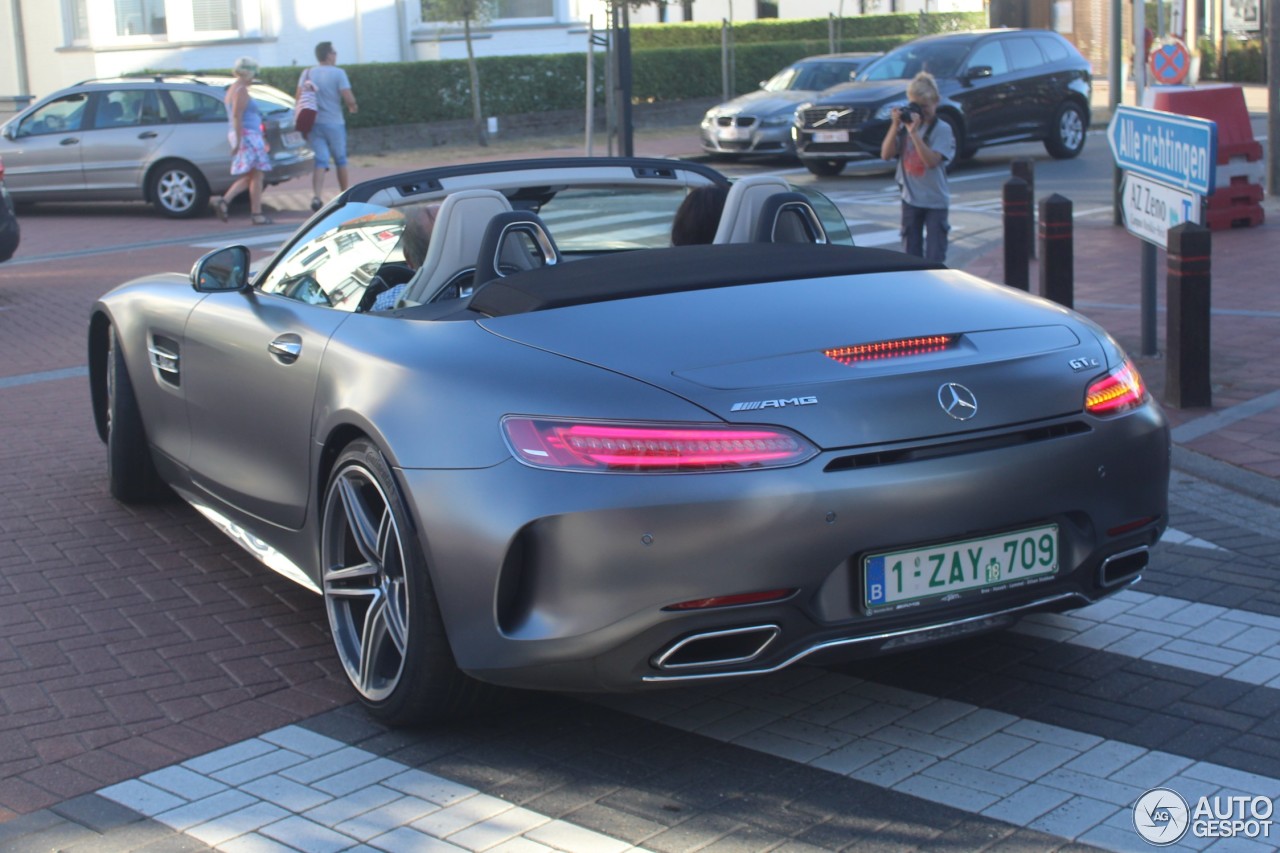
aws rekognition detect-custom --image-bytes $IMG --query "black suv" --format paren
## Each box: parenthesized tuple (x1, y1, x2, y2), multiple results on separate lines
(792, 29, 1091, 176)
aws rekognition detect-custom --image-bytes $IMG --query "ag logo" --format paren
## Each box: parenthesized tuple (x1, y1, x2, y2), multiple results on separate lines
(1133, 787, 1190, 845)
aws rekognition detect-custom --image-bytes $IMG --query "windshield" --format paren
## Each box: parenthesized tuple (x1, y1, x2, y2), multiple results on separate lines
(764, 61, 858, 92)
(859, 40, 970, 81)
(530, 185, 692, 251)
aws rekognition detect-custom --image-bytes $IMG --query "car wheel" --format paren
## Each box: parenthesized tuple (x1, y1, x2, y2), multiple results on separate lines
(149, 160, 210, 219)
(1045, 101, 1087, 159)
(804, 159, 845, 177)
(321, 439, 487, 725)
(105, 329, 164, 503)
(936, 113, 970, 169)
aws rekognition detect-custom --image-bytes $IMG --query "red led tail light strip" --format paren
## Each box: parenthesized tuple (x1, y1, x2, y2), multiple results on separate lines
(824, 334, 957, 365)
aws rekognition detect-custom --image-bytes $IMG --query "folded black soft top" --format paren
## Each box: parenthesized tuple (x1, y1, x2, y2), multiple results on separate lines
(470, 243, 943, 317)
(392, 243, 943, 321)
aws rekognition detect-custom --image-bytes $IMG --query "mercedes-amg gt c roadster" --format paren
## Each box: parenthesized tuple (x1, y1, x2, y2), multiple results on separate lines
(89, 158, 1169, 725)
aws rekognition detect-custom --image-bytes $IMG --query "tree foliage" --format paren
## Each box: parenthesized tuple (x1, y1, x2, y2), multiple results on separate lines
(421, 0, 498, 144)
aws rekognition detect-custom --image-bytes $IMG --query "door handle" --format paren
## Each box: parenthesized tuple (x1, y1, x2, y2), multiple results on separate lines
(59, 137, 79, 146)
(138, 131, 158, 139)
(268, 335, 302, 363)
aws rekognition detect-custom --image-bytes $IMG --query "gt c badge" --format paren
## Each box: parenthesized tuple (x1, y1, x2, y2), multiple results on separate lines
(938, 383, 978, 420)
(731, 396, 818, 412)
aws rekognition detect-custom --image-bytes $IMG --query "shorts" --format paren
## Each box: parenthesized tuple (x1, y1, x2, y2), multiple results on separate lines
(310, 122, 348, 170)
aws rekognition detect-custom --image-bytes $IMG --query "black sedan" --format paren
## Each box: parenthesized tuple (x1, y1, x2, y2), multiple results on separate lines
(793, 29, 1092, 176)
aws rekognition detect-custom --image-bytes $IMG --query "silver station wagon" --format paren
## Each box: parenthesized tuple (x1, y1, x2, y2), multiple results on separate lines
(0, 75, 313, 218)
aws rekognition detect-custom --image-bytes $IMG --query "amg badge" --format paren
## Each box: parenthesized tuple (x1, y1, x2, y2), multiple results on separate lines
(731, 396, 818, 412)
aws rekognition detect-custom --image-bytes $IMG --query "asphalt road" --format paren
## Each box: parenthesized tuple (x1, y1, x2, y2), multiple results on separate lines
(1, 142, 1279, 853)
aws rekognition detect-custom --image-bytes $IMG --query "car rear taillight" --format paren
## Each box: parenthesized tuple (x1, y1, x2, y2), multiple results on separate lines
(1085, 360, 1146, 415)
(502, 417, 818, 473)
(0, 155, 5, 180)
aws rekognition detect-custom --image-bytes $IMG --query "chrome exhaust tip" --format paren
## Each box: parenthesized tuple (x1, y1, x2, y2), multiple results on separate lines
(653, 625, 780, 670)
(1099, 545, 1149, 588)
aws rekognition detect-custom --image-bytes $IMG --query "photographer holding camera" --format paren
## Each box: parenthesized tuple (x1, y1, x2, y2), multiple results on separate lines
(879, 71, 955, 263)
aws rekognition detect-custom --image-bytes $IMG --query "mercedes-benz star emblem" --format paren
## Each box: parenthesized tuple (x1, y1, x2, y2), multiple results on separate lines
(938, 382, 978, 420)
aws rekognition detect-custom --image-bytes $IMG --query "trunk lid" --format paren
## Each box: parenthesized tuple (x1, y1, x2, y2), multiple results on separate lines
(478, 270, 1110, 449)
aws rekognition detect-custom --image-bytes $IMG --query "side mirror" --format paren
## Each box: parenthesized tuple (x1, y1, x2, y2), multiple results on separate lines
(191, 245, 251, 292)
(758, 80, 768, 90)
(2, 125, 14, 141)
(965, 65, 994, 81)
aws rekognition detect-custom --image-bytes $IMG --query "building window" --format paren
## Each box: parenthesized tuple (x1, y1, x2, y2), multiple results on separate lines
(494, 0, 552, 18)
(421, 0, 552, 23)
(66, 0, 90, 42)
(193, 0, 238, 31)
(115, 0, 167, 35)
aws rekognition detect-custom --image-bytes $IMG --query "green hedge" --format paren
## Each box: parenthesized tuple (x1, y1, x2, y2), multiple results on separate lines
(1195, 37, 1265, 83)
(254, 12, 977, 129)
(630, 11, 986, 48)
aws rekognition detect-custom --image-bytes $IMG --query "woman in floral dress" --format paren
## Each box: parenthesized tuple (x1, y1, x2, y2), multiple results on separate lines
(215, 57, 273, 225)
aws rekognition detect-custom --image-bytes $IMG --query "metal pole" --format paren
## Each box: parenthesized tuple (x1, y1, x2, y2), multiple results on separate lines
(1136, 0, 1158, 357)
(1111, 0, 1125, 226)
(722, 20, 730, 102)
(605, 9, 615, 156)
(586, 16, 595, 157)
(617, 3, 634, 158)
(1269, 0, 1280, 196)
(9, 0, 31, 99)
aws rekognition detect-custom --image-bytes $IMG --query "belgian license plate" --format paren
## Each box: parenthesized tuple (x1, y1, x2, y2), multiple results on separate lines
(283, 131, 304, 148)
(863, 524, 1058, 614)
(717, 126, 745, 141)
(813, 130, 849, 143)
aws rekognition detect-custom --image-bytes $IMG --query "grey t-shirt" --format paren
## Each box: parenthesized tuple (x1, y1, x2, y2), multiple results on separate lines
(891, 118, 956, 210)
(309, 64, 352, 126)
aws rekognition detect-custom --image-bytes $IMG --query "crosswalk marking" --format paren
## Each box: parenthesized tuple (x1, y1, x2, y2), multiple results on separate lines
(600, 655, 1280, 852)
(100, 727, 650, 852)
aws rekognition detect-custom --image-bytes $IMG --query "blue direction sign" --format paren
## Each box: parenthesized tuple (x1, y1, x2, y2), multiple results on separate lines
(1107, 105, 1217, 196)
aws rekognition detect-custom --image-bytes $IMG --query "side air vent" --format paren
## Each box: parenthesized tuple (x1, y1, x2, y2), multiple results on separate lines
(825, 421, 1091, 473)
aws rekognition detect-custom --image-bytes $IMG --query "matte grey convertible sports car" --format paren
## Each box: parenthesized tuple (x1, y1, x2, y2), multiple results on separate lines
(89, 158, 1170, 725)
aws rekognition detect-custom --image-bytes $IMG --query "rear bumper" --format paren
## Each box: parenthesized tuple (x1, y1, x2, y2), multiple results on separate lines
(400, 404, 1170, 693)
(264, 148, 314, 185)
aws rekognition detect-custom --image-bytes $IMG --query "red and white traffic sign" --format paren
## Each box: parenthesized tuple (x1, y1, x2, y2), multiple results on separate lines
(1148, 39, 1191, 85)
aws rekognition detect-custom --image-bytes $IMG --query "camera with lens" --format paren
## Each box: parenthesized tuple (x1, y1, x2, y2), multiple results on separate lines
(899, 102, 923, 123)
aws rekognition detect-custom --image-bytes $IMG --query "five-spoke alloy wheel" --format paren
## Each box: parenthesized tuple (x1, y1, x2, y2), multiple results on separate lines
(321, 439, 482, 724)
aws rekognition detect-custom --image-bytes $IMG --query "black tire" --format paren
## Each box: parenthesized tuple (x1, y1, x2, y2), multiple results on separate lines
(1044, 101, 1088, 159)
(936, 113, 971, 169)
(804, 158, 845, 177)
(321, 439, 490, 725)
(149, 160, 210, 219)
(106, 330, 163, 503)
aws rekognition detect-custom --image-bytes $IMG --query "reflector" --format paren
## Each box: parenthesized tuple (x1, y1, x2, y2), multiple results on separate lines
(664, 589, 796, 610)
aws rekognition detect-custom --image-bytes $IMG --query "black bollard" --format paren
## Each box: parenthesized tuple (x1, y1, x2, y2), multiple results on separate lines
(1038, 194, 1073, 308)
(1166, 222, 1212, 408)
(1002, 177, 1031, 291)
(1012, 159, 1036, 259)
